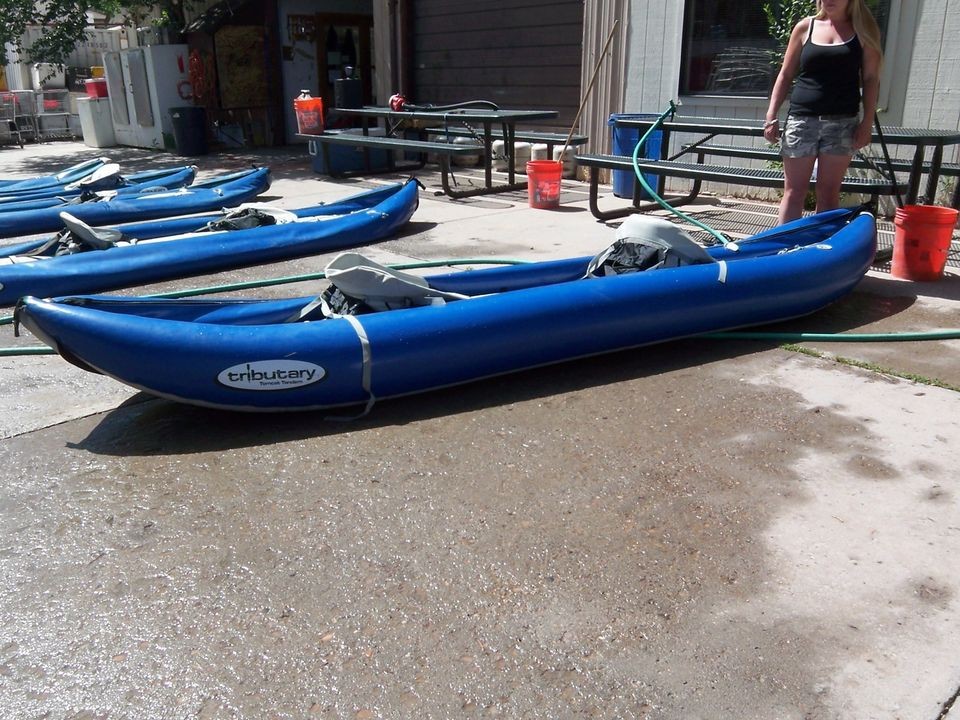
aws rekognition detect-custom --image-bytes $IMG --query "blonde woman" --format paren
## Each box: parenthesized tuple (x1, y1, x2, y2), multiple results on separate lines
(764, 0, 883, 223)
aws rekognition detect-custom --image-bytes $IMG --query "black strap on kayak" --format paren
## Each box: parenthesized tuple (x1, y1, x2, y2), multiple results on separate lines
(202, 207, 285, 232)
(20, 232, 69, 257)
(22, 227, 126, 257)
(60, 190, 109, 205)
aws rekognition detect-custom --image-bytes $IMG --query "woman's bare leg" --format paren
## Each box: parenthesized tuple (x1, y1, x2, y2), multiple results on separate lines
(779, 155, 817, 224)
(814, 153, 853, 213)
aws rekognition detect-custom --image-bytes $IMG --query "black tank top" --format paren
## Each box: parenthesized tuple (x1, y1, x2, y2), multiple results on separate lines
(789, 19, 863, 116)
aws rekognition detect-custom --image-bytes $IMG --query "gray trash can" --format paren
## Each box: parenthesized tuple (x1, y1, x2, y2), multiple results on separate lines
(170, 106, 209, 157)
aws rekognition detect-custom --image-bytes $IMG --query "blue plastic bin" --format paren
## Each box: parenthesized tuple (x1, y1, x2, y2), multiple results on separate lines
(308, 130, 390, 175)
(608, 113, 663, 199)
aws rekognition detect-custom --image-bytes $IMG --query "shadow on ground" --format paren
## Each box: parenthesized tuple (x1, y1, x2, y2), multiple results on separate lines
(859, 269, 960, 303)
(2, 142, 315, 181)
(70, 337, 756, 456)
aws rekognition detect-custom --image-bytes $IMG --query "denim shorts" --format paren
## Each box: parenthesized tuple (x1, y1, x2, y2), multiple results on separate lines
(782, 115, 858, 157)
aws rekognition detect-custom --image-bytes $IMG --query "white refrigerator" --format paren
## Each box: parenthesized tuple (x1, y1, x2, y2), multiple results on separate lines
(76, 97, 116, 148)
(103, 44, 192, 150)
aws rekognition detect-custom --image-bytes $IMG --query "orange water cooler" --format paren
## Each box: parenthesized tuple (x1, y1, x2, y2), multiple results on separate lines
(294, 90, 324, 135)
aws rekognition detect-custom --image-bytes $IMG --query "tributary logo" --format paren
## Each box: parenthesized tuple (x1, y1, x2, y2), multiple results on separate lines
(217, 360, 326, 391)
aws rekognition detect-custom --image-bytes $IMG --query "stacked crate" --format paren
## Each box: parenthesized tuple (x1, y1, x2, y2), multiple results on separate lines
(4, 91, 38, 143)
(36, 89, 72, 140)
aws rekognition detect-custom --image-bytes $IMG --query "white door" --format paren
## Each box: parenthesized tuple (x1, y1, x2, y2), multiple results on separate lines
(104, 49, 163, 148)
(126, 49, 154, 129)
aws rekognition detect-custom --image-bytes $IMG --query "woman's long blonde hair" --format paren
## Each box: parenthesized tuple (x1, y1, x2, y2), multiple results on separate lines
(816, 0, 884, 58)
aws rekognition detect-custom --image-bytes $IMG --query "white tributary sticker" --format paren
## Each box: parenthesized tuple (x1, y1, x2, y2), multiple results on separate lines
(217, 359, 326, 390)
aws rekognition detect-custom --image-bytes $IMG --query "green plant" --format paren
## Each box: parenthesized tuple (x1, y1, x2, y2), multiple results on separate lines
(937, 177, 957, 207)
(763, 0, 816, 65)
(784, 344, 960, 392)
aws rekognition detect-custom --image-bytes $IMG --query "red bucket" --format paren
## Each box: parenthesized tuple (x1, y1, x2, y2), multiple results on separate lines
(84, 79, 108, 98)
(526, 160, 562, 209)
(891, 204, 958, 281)
(294, 91, 324, 136)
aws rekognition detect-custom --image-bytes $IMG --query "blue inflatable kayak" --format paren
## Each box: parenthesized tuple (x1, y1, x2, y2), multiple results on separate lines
(16, 207, 876, 412)
(0, 167, 270, 238)
(0, 157, 111, 192)
(0, 179, 418, 305)
(0, 165, 197, 211)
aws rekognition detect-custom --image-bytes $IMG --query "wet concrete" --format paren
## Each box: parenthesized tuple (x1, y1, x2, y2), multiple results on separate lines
(1, 141, 959, 719)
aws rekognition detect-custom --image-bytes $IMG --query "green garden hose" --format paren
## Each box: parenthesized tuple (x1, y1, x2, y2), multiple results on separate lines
(630, 101, 731, 246)
(0, 258, 532, 328)
(0, 258, 532, 356)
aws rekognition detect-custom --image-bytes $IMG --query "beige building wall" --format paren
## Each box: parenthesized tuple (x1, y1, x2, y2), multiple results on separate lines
(614, 0, 958, 204)
(897, 0, 959, 139)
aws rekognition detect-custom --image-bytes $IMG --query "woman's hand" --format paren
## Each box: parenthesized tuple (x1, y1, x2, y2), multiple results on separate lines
(763, 119, 781, 143)
(763, 20, 806, 145)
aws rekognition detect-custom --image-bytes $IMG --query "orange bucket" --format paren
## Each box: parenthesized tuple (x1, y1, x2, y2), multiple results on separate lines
(526, 160, 562, 209)
(294, 90, 324, 135)
(891, 204, 958, 281)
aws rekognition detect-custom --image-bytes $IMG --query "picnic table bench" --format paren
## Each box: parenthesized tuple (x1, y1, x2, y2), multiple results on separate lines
(609, 115, 960, 208)
(580, 114, 960, 221)
(307, 106, 562, 199)
(683, 143, 960, 208)
(577, 153, 898, 221)
(422, 126, 589, 154)
(304, 131, 484, 181)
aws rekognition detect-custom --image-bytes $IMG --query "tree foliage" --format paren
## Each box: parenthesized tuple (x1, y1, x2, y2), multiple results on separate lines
(763, 0, 816, 60)
(0, 0, 187, 66)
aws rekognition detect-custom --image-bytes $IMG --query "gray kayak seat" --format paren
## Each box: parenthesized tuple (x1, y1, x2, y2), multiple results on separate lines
(54, 156, 110, 183)
(64, 163, 122, 191)
(325, 252, 469, 311)
(22, 211, 127, 257)
(287, 252, 470, 322)
(586, 214, 716, 277)
(58, 211, 125, 251)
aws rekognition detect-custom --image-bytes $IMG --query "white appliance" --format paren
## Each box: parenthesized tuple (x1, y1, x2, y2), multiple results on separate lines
(77, 97, 116, 148)
(30, 63, 66, 89)
(103, 44, 192, 150)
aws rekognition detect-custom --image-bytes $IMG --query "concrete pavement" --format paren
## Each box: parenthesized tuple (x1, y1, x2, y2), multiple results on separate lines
(1, 140, 959, 719)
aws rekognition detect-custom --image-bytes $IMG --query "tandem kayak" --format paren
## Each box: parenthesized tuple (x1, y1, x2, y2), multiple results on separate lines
(0, 157, 112, 192)
(15, 207, 877, 413)
(0, 179, 419, 305)
(0, 164, 198, 210)
(0, 167, 271, 238)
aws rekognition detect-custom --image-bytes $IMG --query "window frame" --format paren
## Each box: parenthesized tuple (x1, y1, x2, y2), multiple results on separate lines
(874, 0, 901, 111)
(677, 0, 902, 109)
